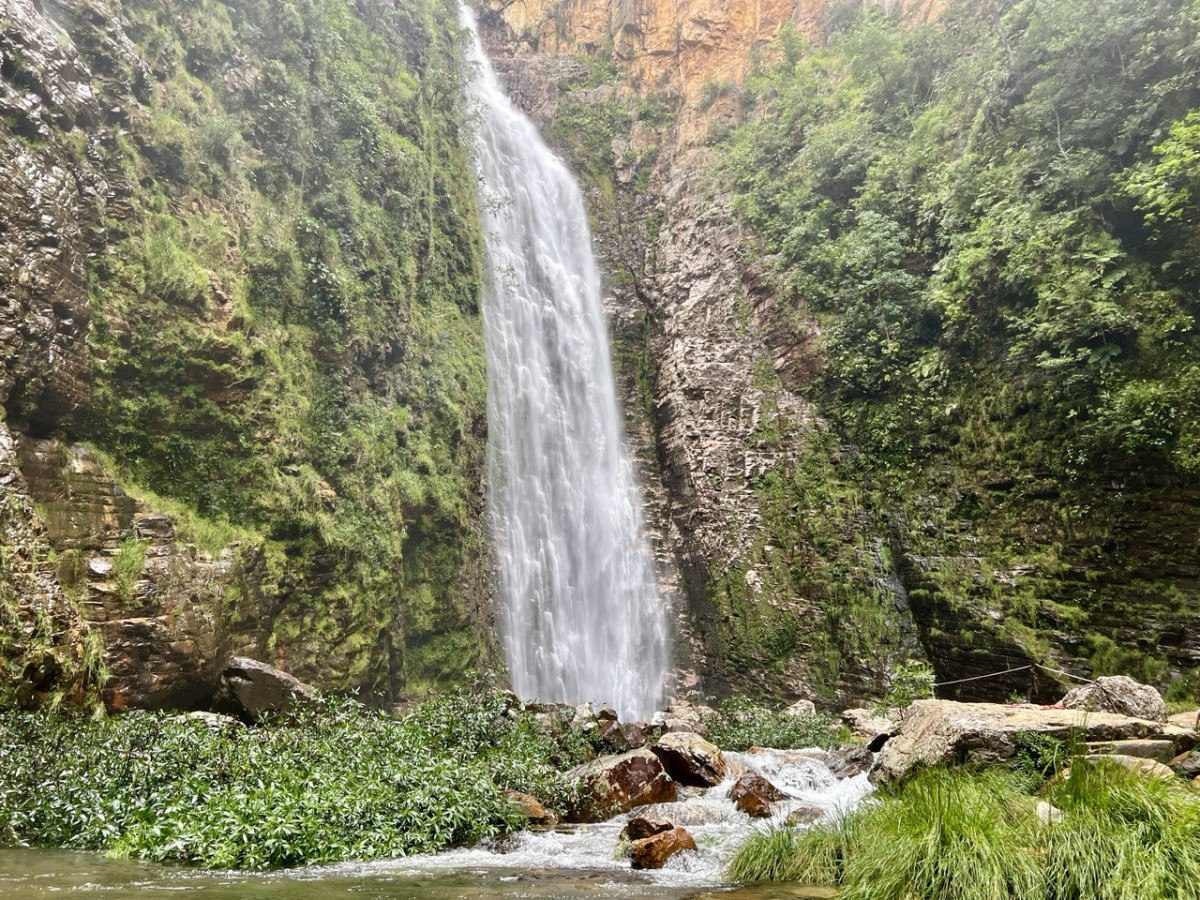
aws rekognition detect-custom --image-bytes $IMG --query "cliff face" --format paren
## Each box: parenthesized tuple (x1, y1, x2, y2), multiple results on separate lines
(483, 0, 1200, 706)
(0, 0, 494, 708)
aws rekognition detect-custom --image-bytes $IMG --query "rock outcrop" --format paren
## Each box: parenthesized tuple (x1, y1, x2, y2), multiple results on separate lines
(629, 825, 696, 870)
(567, 748, 678, 822)
(214, 657, 317, 722)
(729, 771, 788, 817)
(1061, 676, 1168, 723)
(650, 731, 726, 786)
(874, 700, 1195, 784)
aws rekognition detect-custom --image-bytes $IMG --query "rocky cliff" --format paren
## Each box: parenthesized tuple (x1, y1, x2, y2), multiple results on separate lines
(0, 0, 495, 708)
(481, 0, 1200, 707)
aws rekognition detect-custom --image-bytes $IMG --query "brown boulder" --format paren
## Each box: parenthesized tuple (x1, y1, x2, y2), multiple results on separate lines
(630, 827, 696, 870)
(566, 749, 678, 822)
(874, 699, 1194, 784)
(729, 772, 788, 818)
(214, 656, 317, 721)
(621, 815, 673, 842)
(1061, 676, 1167, 723)
(1170, 750, 1200, 780)
(504, 790, 558, 827)
(651, 731, 726, 787)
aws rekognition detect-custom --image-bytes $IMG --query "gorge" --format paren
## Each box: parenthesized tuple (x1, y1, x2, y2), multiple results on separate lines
(3, 0, 1200, 895)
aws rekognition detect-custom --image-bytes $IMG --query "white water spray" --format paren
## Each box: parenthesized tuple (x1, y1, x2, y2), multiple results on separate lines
(459, 7, 669, 720)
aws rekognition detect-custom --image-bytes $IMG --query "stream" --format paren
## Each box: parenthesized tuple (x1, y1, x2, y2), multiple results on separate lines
(1, 751, 867, 899)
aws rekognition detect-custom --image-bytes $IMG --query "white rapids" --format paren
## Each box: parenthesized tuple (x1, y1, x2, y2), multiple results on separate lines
(384, 749, 874, 891)
(459, 4, 669, 721)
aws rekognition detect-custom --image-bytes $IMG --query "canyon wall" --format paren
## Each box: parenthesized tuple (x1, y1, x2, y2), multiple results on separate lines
(0, 0, 495, 708)
(481, 0, 1200, 706)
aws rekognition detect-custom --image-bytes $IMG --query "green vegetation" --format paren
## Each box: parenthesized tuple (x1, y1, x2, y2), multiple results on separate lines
(45, 0, 490, 698)
(0, 691, 586, 869)
(724, 0, 1200, 690)
(702, 696, 845, 751)
(730, 762, 1200, 899)
(879, 659, 935, 711)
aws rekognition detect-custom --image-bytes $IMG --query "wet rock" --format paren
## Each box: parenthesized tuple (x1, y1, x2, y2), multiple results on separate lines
(729, 772, 787, 818)
(828, 745, 874, 779)
(629, 826, 696, 870)
(214, 657, 318, 721)
(1061, 676, 1167, 723)
(1170, 750, 1200, 780)
(620, 814, 673, 842)
(784, 805, 824, 827)
(651, 731, 726, 786)
(841, 707, 898, 744)
(504, 790, 558, 827)
(566, 748, 678, 822)
(874, 700, 1195, 784)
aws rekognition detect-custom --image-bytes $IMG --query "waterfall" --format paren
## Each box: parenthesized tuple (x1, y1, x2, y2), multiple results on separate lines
(459, 6, 669, 720)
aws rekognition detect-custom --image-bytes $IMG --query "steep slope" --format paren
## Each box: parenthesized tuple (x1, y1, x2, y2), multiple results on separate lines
(0, 0, 493, 707)
(482, 0, 1200, 705)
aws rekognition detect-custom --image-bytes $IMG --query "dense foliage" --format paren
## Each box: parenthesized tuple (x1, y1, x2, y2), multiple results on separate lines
(730, 761, 1200, 898)
(724, 0, 1200, 690)
(702, 696, 845, 751)
(42, 0, 490, 696)
(0, 692, 583, 869)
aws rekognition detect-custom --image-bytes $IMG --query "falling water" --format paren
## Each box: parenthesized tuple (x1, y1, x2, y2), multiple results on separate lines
(459, 6, 669, 720)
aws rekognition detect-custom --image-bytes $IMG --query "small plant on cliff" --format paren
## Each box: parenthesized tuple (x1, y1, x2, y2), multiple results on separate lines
(111, 539, 148, 604)
(877, 659, 935, 712)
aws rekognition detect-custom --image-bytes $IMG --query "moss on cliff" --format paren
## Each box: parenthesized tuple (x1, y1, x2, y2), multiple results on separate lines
(725, 0, 1200, 695)
(42, 0, 490, 700)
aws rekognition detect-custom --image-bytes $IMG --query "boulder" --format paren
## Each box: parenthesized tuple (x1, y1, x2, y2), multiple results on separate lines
(874, 699, 1194, 784)
(651, 731, 726, 786)
(1061, 676, 1167, 723)
(621, 814, 673, 842)
(828, 746, 874, 779)
(841, 707, 898, 746)
(1167, 709, 1199, 731)
(653, 700, 715, 735)
(566, 749, 678, 822)
(729, 772, 788, 818)
(504, 790, 558, 828)
(785, 805, 824, 827)
(214, 657, 317, 721)
(1170, 750, 1200, 780)
(785, 699, 817, 717)
(630, 826, 696, 870)
(1074, 755, 1177, 780)
(1085, 739, 1176, 762)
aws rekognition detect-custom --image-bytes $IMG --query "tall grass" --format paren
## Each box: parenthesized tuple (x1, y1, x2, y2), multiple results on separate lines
(729, 762, 1200, 900)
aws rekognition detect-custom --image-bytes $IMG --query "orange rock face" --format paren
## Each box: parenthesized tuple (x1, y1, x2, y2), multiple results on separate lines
(493, 0, 943, 102)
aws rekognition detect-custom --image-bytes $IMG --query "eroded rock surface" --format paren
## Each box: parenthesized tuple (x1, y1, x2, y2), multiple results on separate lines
(1061, 676, 1168, 723)
(629, 825, 696, 870)
(651, 731, 726, 786)
(567, 748, 678, 822)
(874, 700, 1195, 784)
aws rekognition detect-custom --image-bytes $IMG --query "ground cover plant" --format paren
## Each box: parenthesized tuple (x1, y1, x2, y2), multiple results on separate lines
(702, 696, 847, 751)
(0, 691, 583, 870)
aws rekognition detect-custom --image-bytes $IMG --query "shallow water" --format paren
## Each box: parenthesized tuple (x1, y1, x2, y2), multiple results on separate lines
(0, 849, 835, 899)
(0, 750, 862, 899)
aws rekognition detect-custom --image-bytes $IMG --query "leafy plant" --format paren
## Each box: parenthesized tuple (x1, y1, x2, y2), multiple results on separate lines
(703, 696, 844, 751)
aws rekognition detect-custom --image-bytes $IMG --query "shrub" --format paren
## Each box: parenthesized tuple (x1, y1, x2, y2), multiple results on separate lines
(703, 696, 845, 752)
(878, 659, 935, 711)
(0, 692, 579, 870)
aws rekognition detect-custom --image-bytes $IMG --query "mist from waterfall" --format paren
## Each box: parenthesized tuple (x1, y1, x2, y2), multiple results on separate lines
(459, 6, 668, 720)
